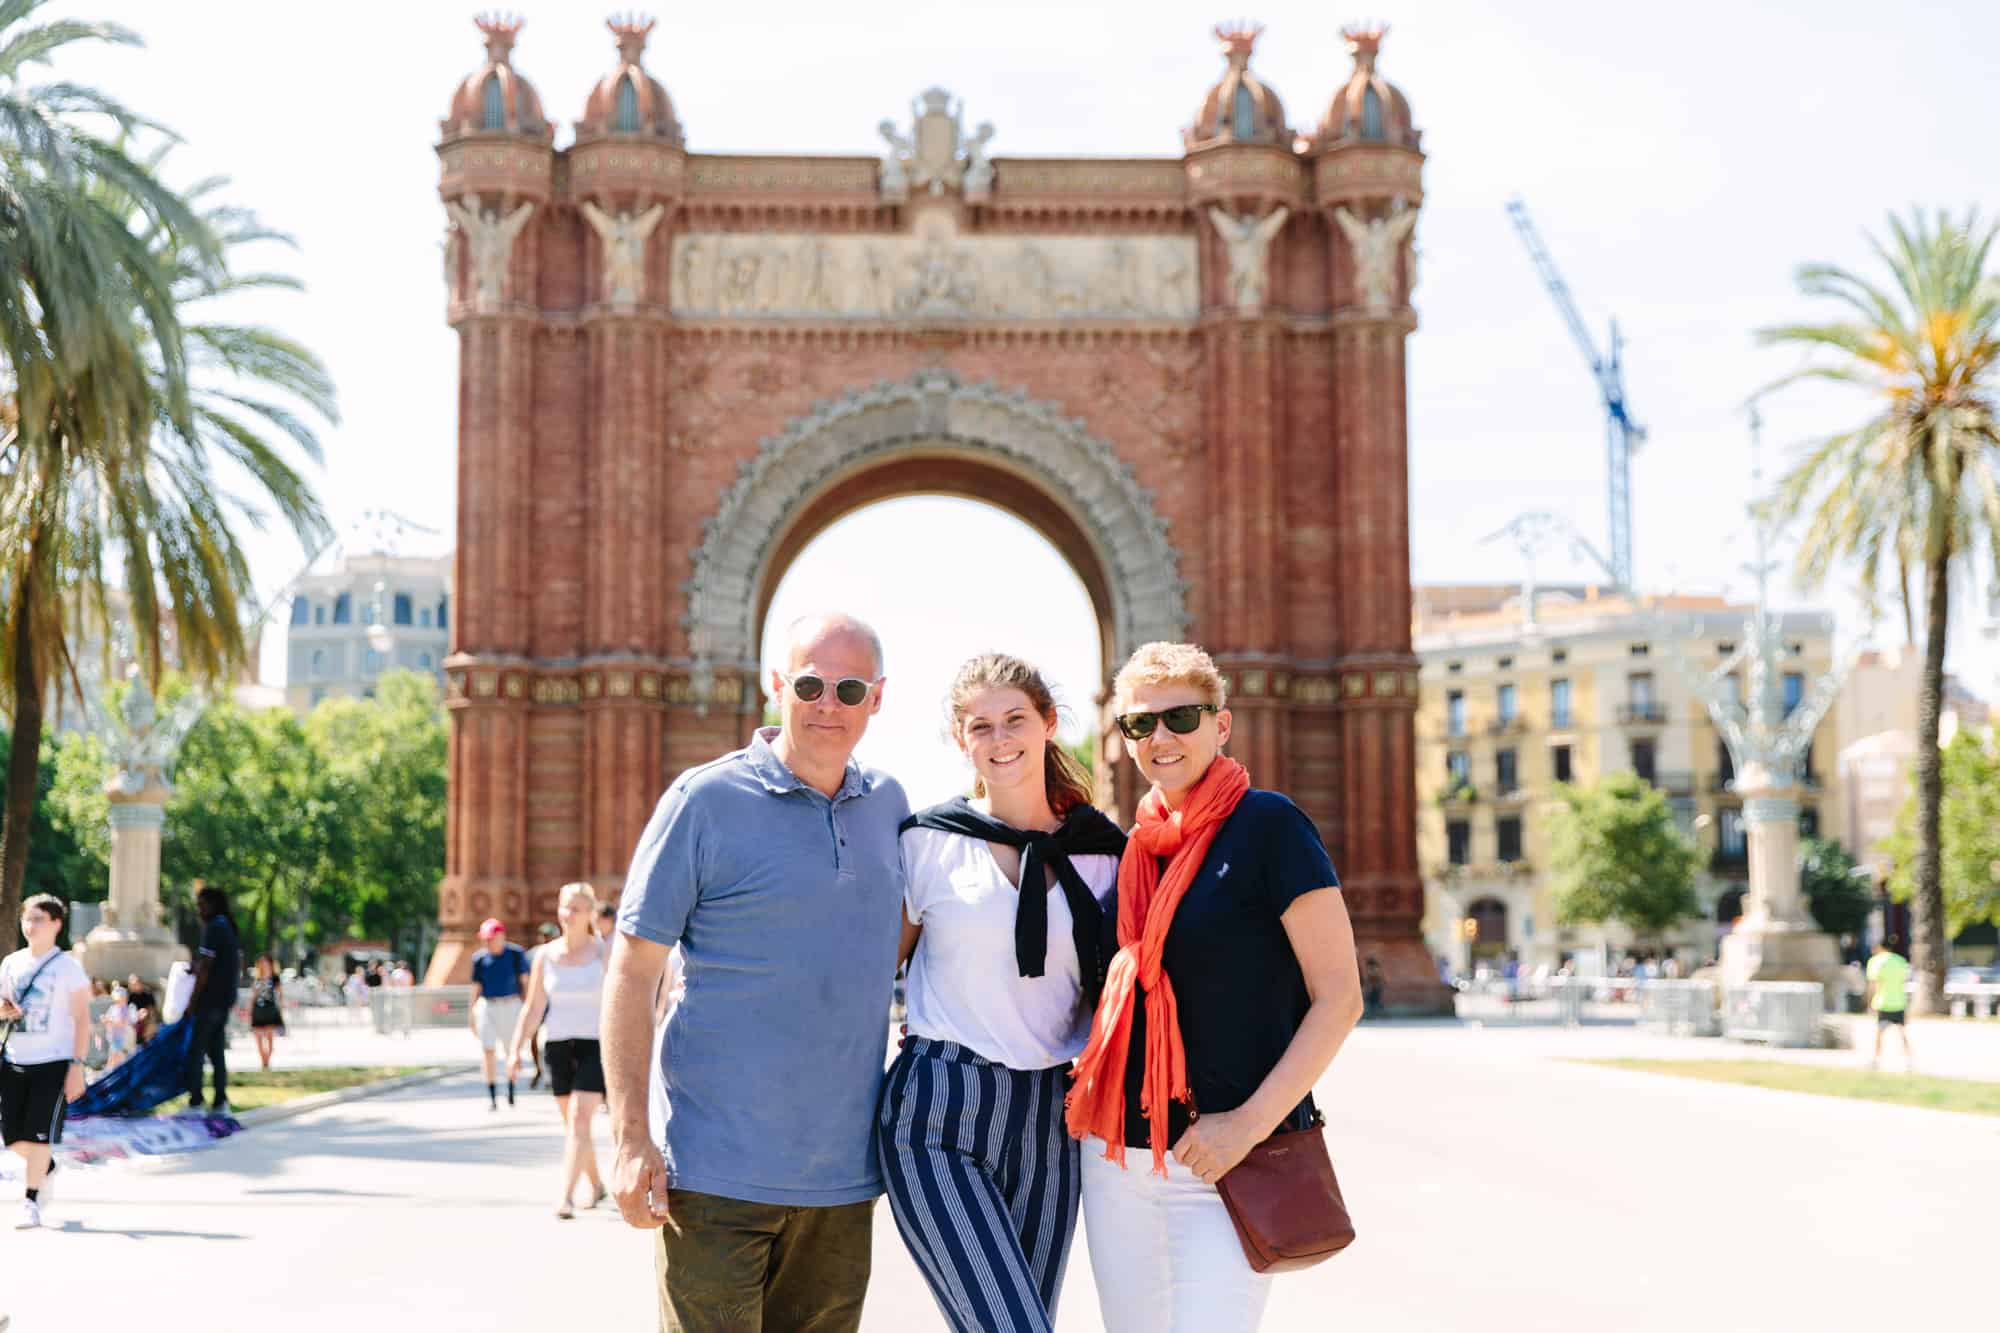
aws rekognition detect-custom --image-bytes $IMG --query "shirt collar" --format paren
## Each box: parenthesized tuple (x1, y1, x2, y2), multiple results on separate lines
(748, 726, 874, 801)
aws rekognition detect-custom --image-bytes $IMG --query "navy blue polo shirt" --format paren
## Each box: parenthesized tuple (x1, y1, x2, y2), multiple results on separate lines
(471, 943, 530, 999)
(1122, 789, 1339, 1149)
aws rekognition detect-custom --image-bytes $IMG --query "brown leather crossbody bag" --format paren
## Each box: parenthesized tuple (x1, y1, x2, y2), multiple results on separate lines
(1210, 1107, 1357, 1274)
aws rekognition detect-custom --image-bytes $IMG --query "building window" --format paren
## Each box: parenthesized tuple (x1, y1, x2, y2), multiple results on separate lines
(1782, 672, 1804, 715)
(310, 648, 325, 677)
(1447, 750, 1470, 786)
(419, 608, 432, 628)
(1717, 740, 1736, 788)
(1231, 82, 1257, 139)
(289, 597, 309, 626)
(314, 604, 325, 625)
(1550, 678, 1571, 728)
(1630, 738, 1657, 785)
(1717, 642, 1735, 655)
(332, 593, 351, 625)
(1496, 683, 1517, 724)
(1361, 85, 1384, 140)
(1447, 821, 1471, 866)
(1787, 642, 1804, 657)
(362, 603, 376, 626)
(1718, 807, 1746, 855)
(1800, 806, 1820, 838)
(1552, 743, 1573, 784)
(393, 593, 413, 626)
(1629, 643, 1651, 657)
(1497, 816, 1523, 863)
(1551, 648, 1567, 664)
(363, 648, 382, 674)
(437, 596, 449, 630)
(417, 652, 432, 671)
(1496, 748, 1518, 793)
(481, 74, 505, 130)
(1446, 661, 1463, 674)
(1497, 656, 1514, 670)
(615, 77, 641, 133)
(1628, 672, 1655, 706)
(1446, 690, 1465, 736)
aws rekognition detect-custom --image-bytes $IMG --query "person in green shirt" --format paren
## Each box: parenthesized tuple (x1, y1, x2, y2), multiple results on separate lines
(1864, 936, 1913, 1072)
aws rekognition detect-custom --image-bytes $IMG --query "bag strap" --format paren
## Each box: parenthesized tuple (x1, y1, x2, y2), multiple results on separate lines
(1, 948, 65, 1057)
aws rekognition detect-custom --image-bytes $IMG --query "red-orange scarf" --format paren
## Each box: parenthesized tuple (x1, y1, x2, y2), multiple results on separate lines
(1066, 756, 1250, 1173)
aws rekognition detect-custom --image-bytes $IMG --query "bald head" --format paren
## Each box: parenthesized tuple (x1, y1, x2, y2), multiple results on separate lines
(785, 612, 884, 677)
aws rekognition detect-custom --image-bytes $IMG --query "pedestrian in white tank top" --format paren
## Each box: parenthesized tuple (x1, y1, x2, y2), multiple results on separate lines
(510, 882, 609, 1218)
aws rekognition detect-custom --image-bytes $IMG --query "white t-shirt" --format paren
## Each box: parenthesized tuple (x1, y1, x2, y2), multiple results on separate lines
(901, 825, 1120, 1071)
(0, 946, 91, 1066)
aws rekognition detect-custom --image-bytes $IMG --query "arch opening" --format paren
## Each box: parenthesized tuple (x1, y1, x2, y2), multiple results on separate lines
(759, 494, 1104, 808)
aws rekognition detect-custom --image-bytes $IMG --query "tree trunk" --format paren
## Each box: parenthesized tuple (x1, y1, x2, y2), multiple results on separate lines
(1910, 553, 1952, 1015)
(0, 560, 45, 954)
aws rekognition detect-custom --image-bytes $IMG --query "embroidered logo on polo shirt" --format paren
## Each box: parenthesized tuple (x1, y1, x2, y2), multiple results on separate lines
(1216, 862, 1231, 879)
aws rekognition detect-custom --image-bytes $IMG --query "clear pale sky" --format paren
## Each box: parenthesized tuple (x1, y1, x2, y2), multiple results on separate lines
(49, 0, 2000, 798)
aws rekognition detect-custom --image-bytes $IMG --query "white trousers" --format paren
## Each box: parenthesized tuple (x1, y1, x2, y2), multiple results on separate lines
(1081, 1148, 1273, 1333)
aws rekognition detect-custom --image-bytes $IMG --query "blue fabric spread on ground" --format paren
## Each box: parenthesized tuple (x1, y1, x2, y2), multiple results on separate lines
(70, 1014, 197, 1116)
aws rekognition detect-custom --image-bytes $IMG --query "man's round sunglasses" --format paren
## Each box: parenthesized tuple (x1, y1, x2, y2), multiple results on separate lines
(783, 673, 881, 706)
(1115, 703, 1219, 741)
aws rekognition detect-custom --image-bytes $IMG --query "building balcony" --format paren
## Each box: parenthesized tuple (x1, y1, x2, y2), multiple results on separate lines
(1486, 715, 1530, 737)
(1617, 702, 1668, 726)
(1491, 786, 1531, 806)
(1651, 770, 1694, 797)
(1435, 782, 1478, 807)
(1710, 846, 1749, 875)
(1548, 713, 1574, 732)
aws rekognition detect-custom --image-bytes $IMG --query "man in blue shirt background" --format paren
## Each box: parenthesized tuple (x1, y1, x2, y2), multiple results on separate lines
(469, 919, 530, 1109)
(605, 612, 908, 1333)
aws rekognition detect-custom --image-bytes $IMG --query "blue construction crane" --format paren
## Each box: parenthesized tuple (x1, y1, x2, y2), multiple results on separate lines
(1505, 198, 1647, 591)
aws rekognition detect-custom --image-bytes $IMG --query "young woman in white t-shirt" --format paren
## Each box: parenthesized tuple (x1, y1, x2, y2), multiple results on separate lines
(509, 881, 609, 1219)
(877, 655, 1127, 1333)
(0, 894, 92, 1229)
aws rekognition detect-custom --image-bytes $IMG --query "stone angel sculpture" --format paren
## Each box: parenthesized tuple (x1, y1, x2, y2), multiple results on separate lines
(446, 200, 535, 312)
(1333, 201, 1418, 314)
(962, 121, 996, 199)
(1207, 206, 1291, 310)
(877, 119, 913, 201)
(581, 202, 667, 305)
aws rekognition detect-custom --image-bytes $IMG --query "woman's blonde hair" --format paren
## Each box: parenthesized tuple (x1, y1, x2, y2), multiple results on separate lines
(557, 881, 597, 911)
(1112, 641, 1226, 711)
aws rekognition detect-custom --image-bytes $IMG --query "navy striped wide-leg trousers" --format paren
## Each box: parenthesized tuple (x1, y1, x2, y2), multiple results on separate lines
(877, 1038, 1081, 1333)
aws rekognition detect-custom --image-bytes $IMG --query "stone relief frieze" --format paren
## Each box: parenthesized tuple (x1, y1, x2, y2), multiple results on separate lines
(683, 369, 1190, 677)
(669, 213, 1198, 322)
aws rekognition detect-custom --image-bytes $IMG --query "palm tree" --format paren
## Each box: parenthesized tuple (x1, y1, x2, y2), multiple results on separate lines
(0, 2, 335, 947)
(1758, 209, 2000, 1014)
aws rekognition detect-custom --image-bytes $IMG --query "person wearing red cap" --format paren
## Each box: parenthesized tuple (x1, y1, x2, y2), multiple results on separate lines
(470, 919, 531, 1109)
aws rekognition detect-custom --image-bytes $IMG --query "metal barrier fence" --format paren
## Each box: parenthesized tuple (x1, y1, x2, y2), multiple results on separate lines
(1637, 979, 1721, 1037)
(1721, 982, 1825, 1047)
(369, 985, 476, 1037)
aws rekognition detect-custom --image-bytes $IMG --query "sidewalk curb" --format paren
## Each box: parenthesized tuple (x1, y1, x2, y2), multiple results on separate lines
(236, 1066, 460, 1129)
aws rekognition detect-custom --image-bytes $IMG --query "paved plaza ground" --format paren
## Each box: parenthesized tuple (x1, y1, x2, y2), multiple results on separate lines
(3, 1021, 1989, 1331)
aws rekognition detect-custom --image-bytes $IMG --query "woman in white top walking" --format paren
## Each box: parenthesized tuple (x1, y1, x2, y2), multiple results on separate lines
(1, 894, 92, 1228)
(509, 881, 609, 1218)
(878, 655, 1127, 1333)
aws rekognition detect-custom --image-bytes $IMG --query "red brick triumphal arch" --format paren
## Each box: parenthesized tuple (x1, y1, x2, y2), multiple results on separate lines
(429, 16, 1446, 1009)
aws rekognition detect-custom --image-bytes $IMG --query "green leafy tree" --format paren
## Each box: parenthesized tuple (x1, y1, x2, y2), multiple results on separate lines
(302, 671, 446, 948)
(1757, 209, 2000, 1011)
(0, 6, 336, 948)
(0, 727, 107, 927)
(1799, 835, 1872, 939)
(1548, 773, 1702, 945)
(162, 698, 339, 963)
(1881, 730, 2000, 939)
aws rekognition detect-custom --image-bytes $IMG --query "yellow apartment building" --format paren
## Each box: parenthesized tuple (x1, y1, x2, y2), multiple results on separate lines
(1412, 585, 1844, 972)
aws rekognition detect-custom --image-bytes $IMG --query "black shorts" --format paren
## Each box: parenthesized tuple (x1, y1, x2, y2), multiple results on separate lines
(1876, 1009, 1908, 1026)
(0, 1059, 70, 1147)
(543, 1039, 604, 1097)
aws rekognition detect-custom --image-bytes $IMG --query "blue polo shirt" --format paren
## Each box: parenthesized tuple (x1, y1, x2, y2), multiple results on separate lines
(620, 727, 908, 1207)
(471, 943, 530, 999)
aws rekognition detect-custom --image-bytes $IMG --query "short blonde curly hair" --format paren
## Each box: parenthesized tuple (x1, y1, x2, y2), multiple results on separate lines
(1112, 641, 1226, 711)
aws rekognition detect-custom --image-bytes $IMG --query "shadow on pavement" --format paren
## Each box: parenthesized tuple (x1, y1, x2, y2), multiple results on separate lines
(54, 1219, 248, 1241)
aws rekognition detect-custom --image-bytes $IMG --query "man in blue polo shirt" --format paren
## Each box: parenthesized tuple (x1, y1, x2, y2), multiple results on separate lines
(605, 612, 908, 1333)
(469, 919, 530, 1109)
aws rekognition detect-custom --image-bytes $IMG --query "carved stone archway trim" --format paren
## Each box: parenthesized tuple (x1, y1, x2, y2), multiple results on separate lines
(684, 369, 1190, 675)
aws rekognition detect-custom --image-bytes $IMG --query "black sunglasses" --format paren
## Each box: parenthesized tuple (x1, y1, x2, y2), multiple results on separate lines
(785, 673, 879, 706)
(1115, 703, 1219, 741)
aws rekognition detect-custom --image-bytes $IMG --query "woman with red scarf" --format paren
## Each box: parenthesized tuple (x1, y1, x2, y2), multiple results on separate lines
(1067, 642, 1364, 1332)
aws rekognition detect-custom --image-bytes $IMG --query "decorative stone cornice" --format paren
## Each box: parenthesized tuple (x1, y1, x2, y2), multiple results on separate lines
(685, 369, 1190, 673)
